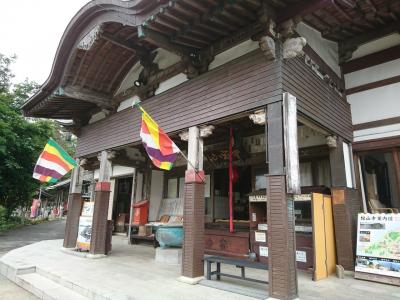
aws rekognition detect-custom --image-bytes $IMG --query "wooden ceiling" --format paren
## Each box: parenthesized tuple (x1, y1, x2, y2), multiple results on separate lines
(23, 0, 400, 121)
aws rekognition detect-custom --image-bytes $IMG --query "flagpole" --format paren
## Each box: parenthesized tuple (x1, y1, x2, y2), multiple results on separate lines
(38, 186, 42, 202)
(178, 150, 206, 184)
(132, 102, 205, 183)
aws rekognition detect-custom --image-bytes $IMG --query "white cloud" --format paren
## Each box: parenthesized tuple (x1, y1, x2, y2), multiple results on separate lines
(0, 0, 89, 85)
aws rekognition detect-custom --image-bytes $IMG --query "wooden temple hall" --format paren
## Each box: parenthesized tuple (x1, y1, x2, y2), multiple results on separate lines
(21, 1, 400, 299)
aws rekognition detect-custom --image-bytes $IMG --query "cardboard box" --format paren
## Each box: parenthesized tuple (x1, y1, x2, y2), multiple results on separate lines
(138, 225, 152, 236)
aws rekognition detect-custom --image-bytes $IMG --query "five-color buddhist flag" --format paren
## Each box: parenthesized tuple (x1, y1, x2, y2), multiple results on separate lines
(33, 138, 77, 183)
(139, 105, 180, 170)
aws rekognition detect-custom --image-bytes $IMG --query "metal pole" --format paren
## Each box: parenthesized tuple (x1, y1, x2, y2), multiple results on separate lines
(128, 168, 137, 245)
(229, 127, 234, 233)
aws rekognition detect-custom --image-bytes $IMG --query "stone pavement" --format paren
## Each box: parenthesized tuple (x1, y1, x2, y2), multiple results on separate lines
(0, 272, 38, 300)
(1, 236, 400, 300)
(0, 219, 66, 299)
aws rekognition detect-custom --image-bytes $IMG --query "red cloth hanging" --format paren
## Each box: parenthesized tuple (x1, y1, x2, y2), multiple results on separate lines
(229, 127, 234, 233)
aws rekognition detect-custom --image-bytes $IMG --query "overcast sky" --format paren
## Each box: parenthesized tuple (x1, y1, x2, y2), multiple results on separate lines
(0, 0, 89, 85)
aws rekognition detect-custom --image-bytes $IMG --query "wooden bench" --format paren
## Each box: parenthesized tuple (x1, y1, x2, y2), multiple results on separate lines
(205, 256, 269, 284)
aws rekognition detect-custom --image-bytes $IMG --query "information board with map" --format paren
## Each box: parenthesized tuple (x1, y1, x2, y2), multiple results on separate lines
(356, 213, 400, 278)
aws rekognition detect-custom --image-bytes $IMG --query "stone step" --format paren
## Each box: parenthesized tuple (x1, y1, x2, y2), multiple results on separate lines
(35, 267, 130, 300)
(16, 273, 90, 300)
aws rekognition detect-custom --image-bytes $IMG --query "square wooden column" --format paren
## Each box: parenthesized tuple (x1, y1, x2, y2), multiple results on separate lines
(63, 159, 84, 248)
(180, 126, 205, 283)
(329, 138, 360, 270)
(90, 151, 113, 255)
(266, 97, 299, 300)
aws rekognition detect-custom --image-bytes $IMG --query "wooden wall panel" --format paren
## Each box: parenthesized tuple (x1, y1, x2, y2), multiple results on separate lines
(76, 50, 282, 157)
(282, 57, 353, 142)
(76, 49, 353, 157)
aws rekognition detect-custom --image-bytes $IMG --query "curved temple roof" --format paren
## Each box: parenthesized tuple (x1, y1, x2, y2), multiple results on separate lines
(22, 0, 400, 120)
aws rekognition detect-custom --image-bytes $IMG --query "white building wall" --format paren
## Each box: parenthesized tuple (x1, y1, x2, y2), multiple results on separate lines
(347, 83, 400, 125)
(209, 39, 259, 70)
(345, 58, 400, 89)
(344, 38, 400, 142)
(295, 22, 340, 76)
(155, 73, 188, 95)
(351, 33, 400, 60)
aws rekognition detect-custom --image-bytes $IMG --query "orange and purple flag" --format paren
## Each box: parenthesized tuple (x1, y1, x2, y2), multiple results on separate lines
(33, 138, 76, 183)
(138, 105, 180, 170)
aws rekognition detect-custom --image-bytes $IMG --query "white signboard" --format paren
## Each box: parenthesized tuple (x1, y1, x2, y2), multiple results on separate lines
(81, 202, 94, 217)
(255, 231, 266, 243)
(296, 250, 307, 263)
(76, 216, 92, 251)
(260, 246, 268, 257)
(356, 213, 400, 278)
(258, 246, 306, 262)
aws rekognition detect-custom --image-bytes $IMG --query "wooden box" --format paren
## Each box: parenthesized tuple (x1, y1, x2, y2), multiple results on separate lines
(205, 229, 250, 258)
(138, 225, 152, 236)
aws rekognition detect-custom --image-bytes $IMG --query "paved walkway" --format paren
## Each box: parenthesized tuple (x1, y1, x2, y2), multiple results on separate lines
(0, 219, 65, 256)
(0, 219, 65, 299)
(1, 236, 400, 300)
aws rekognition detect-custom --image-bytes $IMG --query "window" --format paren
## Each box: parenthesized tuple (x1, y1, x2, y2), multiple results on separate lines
(167, 178, 178, 198)
(254, 168, 267, 190)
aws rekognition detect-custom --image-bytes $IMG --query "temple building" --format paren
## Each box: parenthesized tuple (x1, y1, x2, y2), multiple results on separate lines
(22, 1, 400, 299)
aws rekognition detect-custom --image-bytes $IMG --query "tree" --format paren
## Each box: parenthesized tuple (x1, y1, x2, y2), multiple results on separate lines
(0, 53, 75, 217)
(0, 54, 15, 94)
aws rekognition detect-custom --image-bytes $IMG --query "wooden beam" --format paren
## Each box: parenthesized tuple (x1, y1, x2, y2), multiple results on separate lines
(342, 44, 400, 73)
(277, 0, 331, 23)
(138, 25, 194, 56)
(174, 0, 236, 39)
(113, 61, 185, 103)
(340, 20, 400, 62)
(100, 33, 148, 56)
(207, 22, 263, 56)
(346, 74, 400, 95)
(392, 149, 400, 203)
(353, 116, 400, 131)
(59, 86, 114, 109)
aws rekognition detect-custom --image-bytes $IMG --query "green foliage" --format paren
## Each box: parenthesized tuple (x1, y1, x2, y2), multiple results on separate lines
(0, 53, 76, 218)
(0, 54, 15, 93)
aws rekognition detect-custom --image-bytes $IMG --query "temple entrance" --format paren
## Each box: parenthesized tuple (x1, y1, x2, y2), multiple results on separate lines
(212, 167, 252, 221)
(113, 176, 133, 232)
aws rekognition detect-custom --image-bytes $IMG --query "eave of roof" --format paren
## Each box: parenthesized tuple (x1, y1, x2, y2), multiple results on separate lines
(21, 0, 165, 115)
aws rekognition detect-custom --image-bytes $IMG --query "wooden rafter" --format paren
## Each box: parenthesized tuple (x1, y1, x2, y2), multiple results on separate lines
(113, 61, 185, 103)
(276, 0, 331, 23)
(339, 19, 400, 62)
(173, 0, 240, 40)
(59, 86, 114, 109)
(100, 32, 148, 56)
(138, 25, 195, 56)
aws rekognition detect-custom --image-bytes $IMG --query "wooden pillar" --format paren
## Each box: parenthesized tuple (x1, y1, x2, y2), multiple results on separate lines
(266, 97, 298, 300)
(392, 149, 400, 198)
(63, 159, 84, 248)
(329, 137, 347, 187)
(128, 168, 137, 245)
(329, 138, 360, 270)
(181, 126, 205, 283)
(90, 150, 113, 255)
